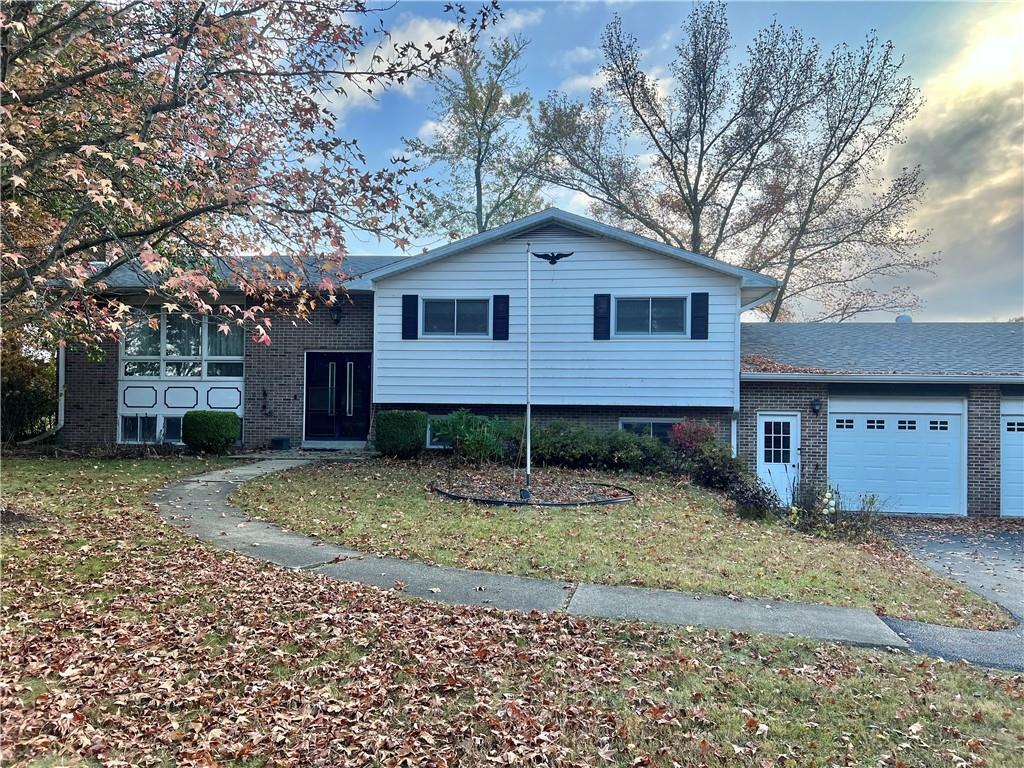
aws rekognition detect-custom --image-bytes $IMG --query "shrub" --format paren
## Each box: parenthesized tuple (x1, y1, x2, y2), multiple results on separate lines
(430, 409, 514, 464)
(1, 339, 56, 444)
(531, 421, 602, 468)
(783, 483, 878, 541)
(685, 441, 744, 490)
(374, 410, 428, 458)
(728, 475, 781, 519)
(600, 429, 666, 472)
(181, 410, 241, 454)
(668, 421, 716, 457)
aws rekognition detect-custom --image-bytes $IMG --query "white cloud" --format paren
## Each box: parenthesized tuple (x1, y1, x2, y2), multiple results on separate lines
(416, 119, 443, 142)
(498, 7, 545, 33)
(561, 46, 600, 68)
(318, 14, 458, 123)
(882, 4, 1024, 320)
(559, 69, 607, 93)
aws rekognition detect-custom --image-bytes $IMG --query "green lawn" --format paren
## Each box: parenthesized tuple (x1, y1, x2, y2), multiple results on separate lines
(3, 457, 1023, 767)
(233, 460, 1013, 629)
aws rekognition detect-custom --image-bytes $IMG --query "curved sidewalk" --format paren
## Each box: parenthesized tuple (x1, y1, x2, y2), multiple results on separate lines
(154, 459, 916, 651)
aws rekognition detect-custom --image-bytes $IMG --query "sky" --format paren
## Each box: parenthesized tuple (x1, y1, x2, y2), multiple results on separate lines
(335, 1, 1023, 322)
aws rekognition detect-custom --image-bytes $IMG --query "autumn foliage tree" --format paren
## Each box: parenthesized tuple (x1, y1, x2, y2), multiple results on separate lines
(533, 3, 933, 320)
(0, 0, 499, 345)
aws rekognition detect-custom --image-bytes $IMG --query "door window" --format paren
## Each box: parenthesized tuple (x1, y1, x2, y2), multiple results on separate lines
(762, 420, 791, 464)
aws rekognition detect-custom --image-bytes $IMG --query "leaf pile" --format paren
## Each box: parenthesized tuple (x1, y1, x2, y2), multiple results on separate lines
(3, 457, 1024, 767)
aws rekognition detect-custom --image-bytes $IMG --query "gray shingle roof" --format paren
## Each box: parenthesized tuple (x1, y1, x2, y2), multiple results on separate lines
(741, 322, 1024, 376)
(96, 255, 409, 293)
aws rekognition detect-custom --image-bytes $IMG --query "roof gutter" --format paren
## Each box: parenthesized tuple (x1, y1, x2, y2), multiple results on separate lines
(740, 372, 1024, 384)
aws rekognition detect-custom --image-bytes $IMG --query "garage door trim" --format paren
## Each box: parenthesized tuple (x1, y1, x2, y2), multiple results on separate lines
(827, 396, 968, 516)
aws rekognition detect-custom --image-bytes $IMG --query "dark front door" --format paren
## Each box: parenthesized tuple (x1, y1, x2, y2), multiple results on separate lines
(304, 352, 371, 441)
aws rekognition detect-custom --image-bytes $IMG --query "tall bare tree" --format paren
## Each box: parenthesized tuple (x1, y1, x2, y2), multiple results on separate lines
(533, 3, 933, 320)
(404, 34, 546, 239)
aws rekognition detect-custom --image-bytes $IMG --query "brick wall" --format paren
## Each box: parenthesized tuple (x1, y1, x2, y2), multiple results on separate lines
(967, 383, 1001, 516)
(737, 381, 829, 490)
(60, 341, 119, 451)
(243, 295, 373, 448)
(375, 403, 733, 444)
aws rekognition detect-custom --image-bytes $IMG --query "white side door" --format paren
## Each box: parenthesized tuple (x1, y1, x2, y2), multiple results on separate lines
(1002, 399, 1024, 517)
(756, 412, 800, 505)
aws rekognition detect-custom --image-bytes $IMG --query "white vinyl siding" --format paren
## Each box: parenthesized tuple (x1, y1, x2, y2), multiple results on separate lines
(373, 229, 740, 407)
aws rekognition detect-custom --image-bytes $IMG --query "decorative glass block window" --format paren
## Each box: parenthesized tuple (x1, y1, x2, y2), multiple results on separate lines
(867, 419, 885, 430)
(422, 298, 489, 336)
(615, 297, 686, 335)
(929, 419, 949, 431)
(1007, 421, 1024, 433)
(121, 415, 157, 443)
(898, 419, 917, 431)
(835, 418, 854, 429)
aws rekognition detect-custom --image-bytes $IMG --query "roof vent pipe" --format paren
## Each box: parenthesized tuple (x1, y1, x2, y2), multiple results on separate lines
(895, 315, 913, 324)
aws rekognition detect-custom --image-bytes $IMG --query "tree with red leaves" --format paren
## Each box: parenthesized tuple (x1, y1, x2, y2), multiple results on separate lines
(0, 0, 500, 346)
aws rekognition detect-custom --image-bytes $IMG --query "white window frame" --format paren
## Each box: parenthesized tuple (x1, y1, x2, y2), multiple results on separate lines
(120, 310, 244, 380)
(420, 297, 491, 338)
(612, 295, 689, 338)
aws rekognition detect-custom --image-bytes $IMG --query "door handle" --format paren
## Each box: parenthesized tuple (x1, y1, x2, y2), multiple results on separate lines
(346, 361, 354, 417)
(327, 362, 336, 416)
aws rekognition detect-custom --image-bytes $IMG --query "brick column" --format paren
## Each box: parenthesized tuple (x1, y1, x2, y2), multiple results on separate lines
(60, 340, 119, 450)
(967, 383, 1001, 516)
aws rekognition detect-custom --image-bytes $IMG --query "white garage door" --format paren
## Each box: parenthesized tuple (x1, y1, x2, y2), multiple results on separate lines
(1002, 399, 1024, 518)
(828, 397, 965, 516)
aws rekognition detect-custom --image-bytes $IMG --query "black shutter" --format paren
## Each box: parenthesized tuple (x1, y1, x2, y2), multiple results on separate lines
(690, 292, 709, 340)
(594, 294, 611, 340)
(492, 295, 509, 340)
(401, 294, 418, 340)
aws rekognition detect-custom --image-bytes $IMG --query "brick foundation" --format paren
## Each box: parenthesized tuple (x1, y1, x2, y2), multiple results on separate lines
(374, 403, 733, 444)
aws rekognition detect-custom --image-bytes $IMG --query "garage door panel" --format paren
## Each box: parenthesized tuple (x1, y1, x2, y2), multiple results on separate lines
(1002, 412, 1024, 517)
(828, 405, 964, 516)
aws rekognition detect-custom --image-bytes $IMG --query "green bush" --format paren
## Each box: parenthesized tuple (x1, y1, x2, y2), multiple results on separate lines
(430, 409, 516, 464)
(374, 410, 428, 458)
(181, 410, 241, 454)
(600, 429, 666, 472)
(1, 339, 56, 444)
(728, 475, 781, 519)
(531, 421, 602, 468)
(685, 441, 744, 490)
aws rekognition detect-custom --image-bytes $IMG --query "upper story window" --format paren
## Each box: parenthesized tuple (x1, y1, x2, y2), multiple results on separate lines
(423, 298, 489, 336)
(615, 297, 686, 335)
(122, 310, 244, 378)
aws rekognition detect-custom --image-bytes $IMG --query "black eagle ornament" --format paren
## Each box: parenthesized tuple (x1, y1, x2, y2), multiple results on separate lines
(532, 251, 574, 265)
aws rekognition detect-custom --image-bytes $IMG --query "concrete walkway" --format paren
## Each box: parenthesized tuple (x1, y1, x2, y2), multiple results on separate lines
(153, 459, 910, 649)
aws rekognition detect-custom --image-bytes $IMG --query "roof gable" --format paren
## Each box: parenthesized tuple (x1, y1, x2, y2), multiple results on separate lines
(369, 208, 778, 289)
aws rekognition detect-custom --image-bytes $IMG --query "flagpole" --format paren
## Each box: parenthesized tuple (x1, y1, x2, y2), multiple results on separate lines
(524, 240, 532, 499)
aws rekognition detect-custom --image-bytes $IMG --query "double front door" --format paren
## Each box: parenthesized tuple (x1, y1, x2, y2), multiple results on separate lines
(304, 352, 371, 441)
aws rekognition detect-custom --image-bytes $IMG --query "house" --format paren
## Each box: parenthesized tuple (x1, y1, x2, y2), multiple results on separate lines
(58, 208, 1024, 517)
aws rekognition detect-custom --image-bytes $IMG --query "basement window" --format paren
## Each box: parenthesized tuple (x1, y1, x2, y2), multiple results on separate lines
(121, 415, 158, 444)
(619, 419, 683, 443)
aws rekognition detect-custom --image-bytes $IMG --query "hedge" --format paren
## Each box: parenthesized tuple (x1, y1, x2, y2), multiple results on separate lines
(374, 410, 429, 458)
(181, 411, 241, 454)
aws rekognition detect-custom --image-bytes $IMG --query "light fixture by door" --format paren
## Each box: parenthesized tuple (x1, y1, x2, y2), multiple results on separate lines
(810, 398, 822, 415)
(329, 305, 342, 325)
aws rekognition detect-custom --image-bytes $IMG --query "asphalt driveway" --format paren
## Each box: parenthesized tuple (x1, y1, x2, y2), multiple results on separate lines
(884, 521, 1024, 671)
